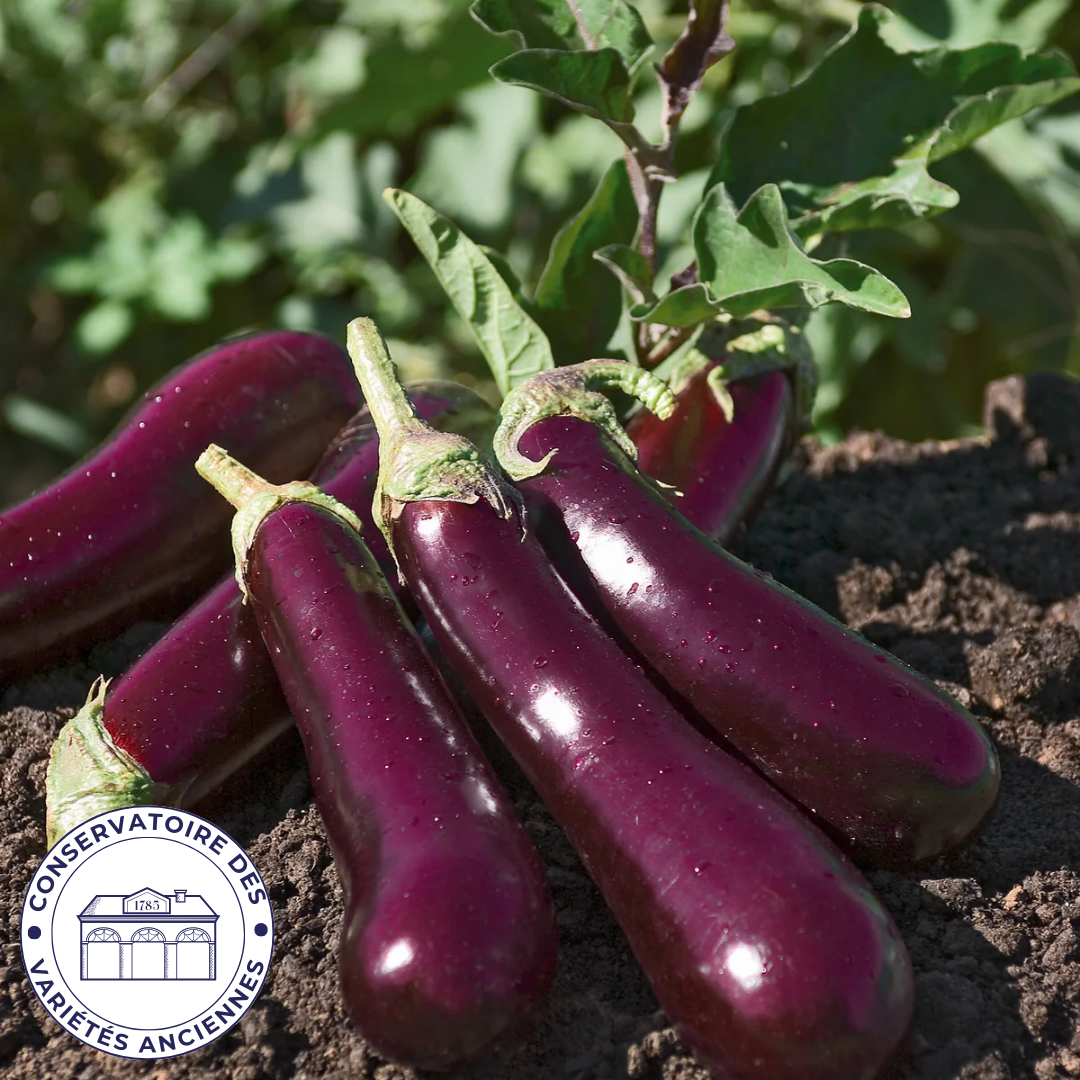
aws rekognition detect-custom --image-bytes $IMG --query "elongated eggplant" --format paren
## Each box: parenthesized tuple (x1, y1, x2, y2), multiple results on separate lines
(348, 317, 914, 1080)
(628, 365, 794, 546)
(193, 445, 556, 1071)
(0, 330, 361, 682)
(494, 363, 1000, 868)
(45, 383, 493, 845)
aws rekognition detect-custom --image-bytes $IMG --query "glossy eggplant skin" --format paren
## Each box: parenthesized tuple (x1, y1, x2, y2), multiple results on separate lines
(627, 367, 794, 547)
(244, 500, 557, 1071)
(396, 497, 914, 1080)
(0, 330, 360, 681)
(515, 416, 1000, 868)
(106, 387, 485, 806)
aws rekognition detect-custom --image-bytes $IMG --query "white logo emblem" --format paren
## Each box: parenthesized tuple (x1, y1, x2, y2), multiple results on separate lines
(21, 807, 274, 1058)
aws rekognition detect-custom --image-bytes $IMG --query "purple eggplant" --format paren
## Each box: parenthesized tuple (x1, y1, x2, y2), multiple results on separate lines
(45, 383, 494, 846)
(628, 365, 795, 546)
(494, 363, 1001, 868)
(0, 330, 361, 682)
(348, 317, 914, 1080)
(194, 445, 556, 1071)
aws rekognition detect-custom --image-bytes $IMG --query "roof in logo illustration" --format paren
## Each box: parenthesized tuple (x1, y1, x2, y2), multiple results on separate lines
(79, 886, 217, 919)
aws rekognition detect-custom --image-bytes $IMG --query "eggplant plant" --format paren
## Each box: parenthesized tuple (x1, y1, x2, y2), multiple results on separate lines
(387, 0, 1079, 538)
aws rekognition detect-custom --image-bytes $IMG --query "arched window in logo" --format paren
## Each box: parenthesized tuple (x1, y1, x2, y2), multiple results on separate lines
(86, 928, 120, 942)
(131, 926, 166, 979)
(82, 926, 122, 980)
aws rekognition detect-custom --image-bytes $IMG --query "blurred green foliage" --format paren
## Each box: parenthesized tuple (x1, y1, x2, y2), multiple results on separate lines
(1, 0, 1078, 502)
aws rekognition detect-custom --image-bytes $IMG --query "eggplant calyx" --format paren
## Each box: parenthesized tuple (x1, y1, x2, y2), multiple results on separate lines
(45, 677, 158, 849)
(346, 317, 520, 564)
(707, 316, 817, 427)
(493, 360, 677, 482)
(195, 444, 364, 602)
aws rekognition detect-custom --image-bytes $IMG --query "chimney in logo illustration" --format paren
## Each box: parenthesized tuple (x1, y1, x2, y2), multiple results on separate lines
(175, 889, 187, 903)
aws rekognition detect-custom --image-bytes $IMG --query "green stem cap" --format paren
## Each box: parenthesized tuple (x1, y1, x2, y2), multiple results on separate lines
(493, 360, 677, 481)
(46, 677, 158, 848)
(195, 444, 364, 602)
(345, 317, 519, 563)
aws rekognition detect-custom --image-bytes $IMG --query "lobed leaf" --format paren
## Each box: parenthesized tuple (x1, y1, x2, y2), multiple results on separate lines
(632, 184, 911, 325)
(791, 159, 959, 236)
(712, 4, 1080, 236)
(631, 283, 717, 328)
(384, 189, 554, 397)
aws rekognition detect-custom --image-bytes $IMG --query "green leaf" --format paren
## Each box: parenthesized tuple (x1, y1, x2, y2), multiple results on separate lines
(472, 0, 578, 50)
(791, 158, 960, 235)
(384, 189, 554, 396)
(316, 10, 513, 139)
(927, 72, 1080, 162)
(471, 0, 652, 72)
(713, 4, 1080, 236)
(490, 47, 634, 123)
(593, 243, 655, 305)
(533, 159, 638, 363)
(633, 184, 910, 324)
(631, 283, 717, 327)
(696, 185, 910, 317)
(480, 245, 526, 295)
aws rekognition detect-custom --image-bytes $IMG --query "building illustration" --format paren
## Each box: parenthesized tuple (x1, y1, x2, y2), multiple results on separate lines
(78, 887, 218, 980)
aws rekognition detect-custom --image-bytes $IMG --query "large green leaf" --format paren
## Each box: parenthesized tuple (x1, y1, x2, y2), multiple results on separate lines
(712, 4, 1080, 237)
(632, 184, 911, 325)
(471, 0, 652, 72)
(489, 47, 635, 123)
(632, 284, 717, 327)
(927, 74, 1079, 161)
(384, 189, 554, 396)
(533, 158, 639, 363)
(789, 158, 960, 234)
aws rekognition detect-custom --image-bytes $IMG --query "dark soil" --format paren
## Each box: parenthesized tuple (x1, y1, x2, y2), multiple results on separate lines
(3, 371, 1080, 1080)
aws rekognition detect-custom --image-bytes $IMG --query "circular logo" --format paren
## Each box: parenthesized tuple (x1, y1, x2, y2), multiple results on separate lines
(20, 806, 274, 1059)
